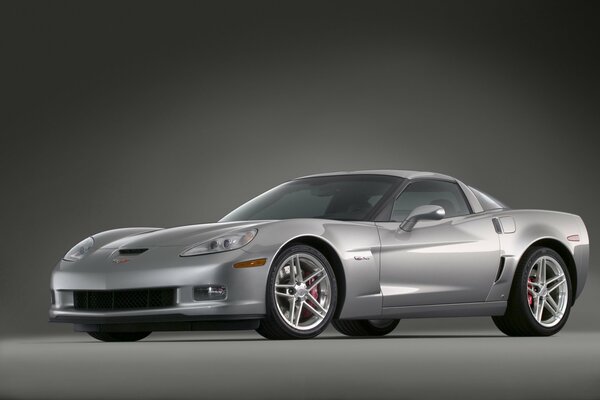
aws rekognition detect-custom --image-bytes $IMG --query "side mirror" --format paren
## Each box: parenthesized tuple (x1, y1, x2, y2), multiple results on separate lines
(399, 205, 445, 232)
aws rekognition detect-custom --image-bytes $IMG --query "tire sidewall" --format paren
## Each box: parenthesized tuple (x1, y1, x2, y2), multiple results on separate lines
(514, 247, 572, 335)
(363, 319, 399, 335)
(265, 245, 337, 338)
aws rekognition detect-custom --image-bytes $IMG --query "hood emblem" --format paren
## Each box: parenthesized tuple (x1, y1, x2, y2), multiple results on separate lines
(112, 257, 130, 264)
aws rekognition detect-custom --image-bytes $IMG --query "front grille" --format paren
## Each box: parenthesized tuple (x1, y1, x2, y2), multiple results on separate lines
(73, 288, 176, 310)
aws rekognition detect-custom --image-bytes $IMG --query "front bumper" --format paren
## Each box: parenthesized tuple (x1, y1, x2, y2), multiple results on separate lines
(49, 246, 270, 329)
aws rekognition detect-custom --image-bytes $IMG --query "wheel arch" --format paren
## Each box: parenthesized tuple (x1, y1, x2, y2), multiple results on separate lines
(275, 235, 347, 318)
(520, 238, 578, 304)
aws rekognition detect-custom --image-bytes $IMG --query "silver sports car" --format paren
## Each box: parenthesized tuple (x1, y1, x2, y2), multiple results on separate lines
(49, 170, 589, 341)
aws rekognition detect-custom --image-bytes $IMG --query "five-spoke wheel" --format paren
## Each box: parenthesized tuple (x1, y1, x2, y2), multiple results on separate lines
(526, 255, 569, 327)
(256, 245, 337, 339)
(493, 247, 572, 336)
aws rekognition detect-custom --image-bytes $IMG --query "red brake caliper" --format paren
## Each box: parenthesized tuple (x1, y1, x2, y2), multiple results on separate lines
(301, 277, 319, 318)
(527, 277, 534, 306)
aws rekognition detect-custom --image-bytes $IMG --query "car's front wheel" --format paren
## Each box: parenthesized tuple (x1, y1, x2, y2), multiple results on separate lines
(492, 247, 572, 336)
(256, 245, 337, 340)
(87, 332, 151, 342)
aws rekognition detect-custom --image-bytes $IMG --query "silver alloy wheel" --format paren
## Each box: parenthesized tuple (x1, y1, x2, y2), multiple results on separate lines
(527, 255, 569, 328)
(274, 253, 332, 331)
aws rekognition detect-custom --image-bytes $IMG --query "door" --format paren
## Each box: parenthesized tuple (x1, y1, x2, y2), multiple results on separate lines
(377, 180, 501, 307)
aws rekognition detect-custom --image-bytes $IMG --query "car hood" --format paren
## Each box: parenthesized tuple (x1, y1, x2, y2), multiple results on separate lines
(100, 221, 273, 249)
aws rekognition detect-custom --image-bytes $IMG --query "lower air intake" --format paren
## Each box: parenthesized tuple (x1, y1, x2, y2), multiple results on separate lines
(73, 288, 176, 310)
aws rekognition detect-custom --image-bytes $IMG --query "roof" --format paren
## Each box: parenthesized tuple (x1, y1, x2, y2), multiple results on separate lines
(296, 169, 457, 181)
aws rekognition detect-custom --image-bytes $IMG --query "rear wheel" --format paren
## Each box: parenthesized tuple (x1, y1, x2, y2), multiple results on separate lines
(492, 247, 571, 336)
(87, 332, 151, 342)
(256, 245, 337, 340)
(332, 319, 399, 337)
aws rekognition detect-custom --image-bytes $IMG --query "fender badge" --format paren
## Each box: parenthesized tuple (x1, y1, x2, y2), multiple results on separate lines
(112, 257, 130, 264)
(354, 256, 370, 261)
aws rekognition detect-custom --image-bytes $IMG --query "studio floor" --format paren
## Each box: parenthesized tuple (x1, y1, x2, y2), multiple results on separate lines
(1, 328, 599, 400)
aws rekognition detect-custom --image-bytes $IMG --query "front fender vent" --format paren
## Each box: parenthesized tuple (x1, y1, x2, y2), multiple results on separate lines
(494, 257, 506, 282)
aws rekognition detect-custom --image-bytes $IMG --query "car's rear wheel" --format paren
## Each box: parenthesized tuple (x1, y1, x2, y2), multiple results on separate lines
(492, 247, 572, 336)
(332, 319, 399, 337)
(87, 332, 151, 342)
(256, 245, 337, 340)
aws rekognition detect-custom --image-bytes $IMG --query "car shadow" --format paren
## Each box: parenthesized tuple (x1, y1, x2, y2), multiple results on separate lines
(142, 333, 505, 343)
(28, 332, 507, 344)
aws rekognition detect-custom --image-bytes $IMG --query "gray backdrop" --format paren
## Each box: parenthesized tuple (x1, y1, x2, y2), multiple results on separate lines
(1, 1, 598, 337)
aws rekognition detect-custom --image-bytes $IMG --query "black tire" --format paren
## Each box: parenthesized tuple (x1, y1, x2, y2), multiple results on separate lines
(492, 247, 572, 336)
(87, 331, 151, 342)
(256, 245, 337, 340)
(332, 319, 400, 337)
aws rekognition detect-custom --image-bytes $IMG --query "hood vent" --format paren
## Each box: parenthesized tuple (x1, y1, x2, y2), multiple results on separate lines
(118, 248, 148, 255)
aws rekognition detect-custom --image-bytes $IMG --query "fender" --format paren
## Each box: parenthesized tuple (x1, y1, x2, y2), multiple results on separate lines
(486, 210, 589, 302)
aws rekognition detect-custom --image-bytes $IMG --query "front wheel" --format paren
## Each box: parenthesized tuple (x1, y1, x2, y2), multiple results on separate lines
(332, 319, 399, 337)
(87, 331, 151, 342)
(256, 245, 337, 340)
(492, 247, 572, 336)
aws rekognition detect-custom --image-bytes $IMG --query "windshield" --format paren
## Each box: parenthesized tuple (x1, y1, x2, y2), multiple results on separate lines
(220, 175, 401, 222)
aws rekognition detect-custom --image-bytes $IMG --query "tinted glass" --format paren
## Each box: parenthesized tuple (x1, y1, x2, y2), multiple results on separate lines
(221, 175, 400, 222)
(391, 180, 471, 221)
(469, 186, 508, 211)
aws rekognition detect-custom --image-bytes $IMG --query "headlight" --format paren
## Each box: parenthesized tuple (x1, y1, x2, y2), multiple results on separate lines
(63, 237, 94, 262)
(180, 229, 257, 257)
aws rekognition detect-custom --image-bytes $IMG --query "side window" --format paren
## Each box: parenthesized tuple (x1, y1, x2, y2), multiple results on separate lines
(391, 180, 471, 222)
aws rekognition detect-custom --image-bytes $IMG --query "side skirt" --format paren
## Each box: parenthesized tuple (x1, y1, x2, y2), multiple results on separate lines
(382, 301, 507, 319)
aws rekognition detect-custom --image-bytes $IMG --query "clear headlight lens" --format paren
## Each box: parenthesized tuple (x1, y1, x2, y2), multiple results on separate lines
(63, 237, 94, 262)
(180, 229, 257, 257)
